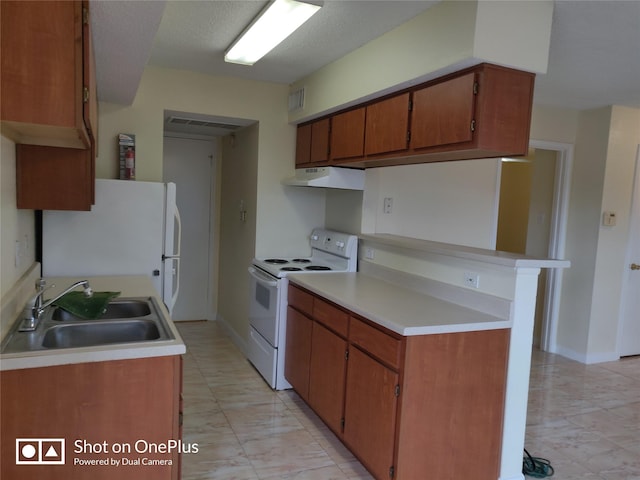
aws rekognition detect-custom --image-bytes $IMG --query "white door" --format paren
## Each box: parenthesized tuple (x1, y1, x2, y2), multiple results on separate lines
(163, 136, 216, 321)
(619, 146, 640, 357)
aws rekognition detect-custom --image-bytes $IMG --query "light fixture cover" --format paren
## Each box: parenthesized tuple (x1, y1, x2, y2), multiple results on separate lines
(225, 0, 321, 66)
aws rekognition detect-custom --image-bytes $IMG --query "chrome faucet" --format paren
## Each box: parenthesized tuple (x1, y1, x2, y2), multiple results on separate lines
(19, 279, 93, 331)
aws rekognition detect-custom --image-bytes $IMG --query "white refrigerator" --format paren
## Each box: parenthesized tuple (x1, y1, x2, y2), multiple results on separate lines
(42, 179, 182, 313)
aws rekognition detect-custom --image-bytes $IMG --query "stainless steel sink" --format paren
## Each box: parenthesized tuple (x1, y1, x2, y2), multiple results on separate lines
(42, 319, 160, 349)
(1, 296, 173, 353)
(51, 299, 151, 321)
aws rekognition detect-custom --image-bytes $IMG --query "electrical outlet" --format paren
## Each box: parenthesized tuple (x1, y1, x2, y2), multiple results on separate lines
(364, 247, 375, 260)
(383, 197, 393, 214)
(463, 271, 480, 288)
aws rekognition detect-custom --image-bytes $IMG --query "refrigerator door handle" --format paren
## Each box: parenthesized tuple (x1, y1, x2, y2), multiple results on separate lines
(163, 208, 182, 261)
(173, 206, 182, 257)
(171, 257, 180, 311)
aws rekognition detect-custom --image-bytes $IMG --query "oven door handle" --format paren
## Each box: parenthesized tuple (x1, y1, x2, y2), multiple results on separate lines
(248, 266, 278, 287)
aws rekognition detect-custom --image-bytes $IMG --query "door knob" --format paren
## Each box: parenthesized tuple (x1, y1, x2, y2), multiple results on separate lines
(631, 263, 640, 271)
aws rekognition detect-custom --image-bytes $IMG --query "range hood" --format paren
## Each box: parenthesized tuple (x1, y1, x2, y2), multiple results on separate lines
(282, 167, 365, 190)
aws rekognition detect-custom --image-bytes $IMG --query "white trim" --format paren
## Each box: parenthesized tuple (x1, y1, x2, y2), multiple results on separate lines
(528, 140, 573, 354)
(215, 314, 248, 356)
(554, 344, 619, 365)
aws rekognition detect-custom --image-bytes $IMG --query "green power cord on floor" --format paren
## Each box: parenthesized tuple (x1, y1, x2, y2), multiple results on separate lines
(523, 448, 555, 478)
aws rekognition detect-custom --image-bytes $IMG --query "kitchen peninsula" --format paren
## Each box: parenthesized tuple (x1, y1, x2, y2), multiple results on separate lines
(286, 234, 569, 480)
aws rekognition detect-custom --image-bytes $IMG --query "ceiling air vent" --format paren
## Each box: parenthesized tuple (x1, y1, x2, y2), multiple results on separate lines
(166, 116, 242, 130)
(288, 87, 305, 112)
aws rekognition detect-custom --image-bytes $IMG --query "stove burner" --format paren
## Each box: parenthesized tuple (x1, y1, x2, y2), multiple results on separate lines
(264, 259, 288, 264)
(281, 267, 303, 271)
(292, 258, 311, 263)
(305, 265, 332, 271)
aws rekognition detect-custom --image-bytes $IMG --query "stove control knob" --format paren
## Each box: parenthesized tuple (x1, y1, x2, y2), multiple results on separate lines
(311, 234, 319, 241)
(336, 241, 345, 249)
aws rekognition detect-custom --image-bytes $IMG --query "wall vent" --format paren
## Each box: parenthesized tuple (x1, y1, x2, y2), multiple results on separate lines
(166, 116, 242, 130)
(288, 87, 305, 112)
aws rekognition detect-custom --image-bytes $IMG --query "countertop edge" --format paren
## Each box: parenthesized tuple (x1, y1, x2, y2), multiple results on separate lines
(360, 233, 571, 269)
(288, 272, 512, 336)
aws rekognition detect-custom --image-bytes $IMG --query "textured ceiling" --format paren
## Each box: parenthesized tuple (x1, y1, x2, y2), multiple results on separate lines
(91, 0, 640, 120)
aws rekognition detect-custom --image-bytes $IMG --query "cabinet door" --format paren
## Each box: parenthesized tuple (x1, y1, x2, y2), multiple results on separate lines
(343, 346, 398, 480)
(310, 118, 330, 164)
(365, 93, 410, 156)
(16, 144, 93, 211)
(295, 124, 312, 166)
(285, 306, 313, 400)
(308, 322, 347, 435)
(1, 0, 90, 149)
(330, 107, 365, 161)
(410, 72, 476, 150)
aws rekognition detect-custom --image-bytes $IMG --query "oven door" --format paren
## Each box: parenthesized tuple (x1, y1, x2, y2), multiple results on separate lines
(247, 266, 280, 347)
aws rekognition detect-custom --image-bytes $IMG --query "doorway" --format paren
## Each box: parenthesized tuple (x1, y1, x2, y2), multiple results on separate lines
(496, 141, 572, 350)
(163, 135, 217, 321)
(618, 146, 640, 357)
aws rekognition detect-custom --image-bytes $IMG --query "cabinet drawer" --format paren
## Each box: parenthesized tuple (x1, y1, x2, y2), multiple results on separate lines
(313, 298, 349, 337)
(349, 317, 402, 369)
(288, 284, 313, 316)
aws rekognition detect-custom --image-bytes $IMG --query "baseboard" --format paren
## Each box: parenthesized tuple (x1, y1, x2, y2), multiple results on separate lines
(216, 314, 247, 356)
(554, 345, 619, 364)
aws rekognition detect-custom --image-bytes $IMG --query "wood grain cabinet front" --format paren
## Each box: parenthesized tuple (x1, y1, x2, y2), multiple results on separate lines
(292, 63, 534, 170)
(2, 0, 97, 210)
(285, 282, 510, 480)
(295, 118, 330, 167)
(329, 107, 366, 162)
(0, 356, 183, 480)
(364, 92, 411, 157)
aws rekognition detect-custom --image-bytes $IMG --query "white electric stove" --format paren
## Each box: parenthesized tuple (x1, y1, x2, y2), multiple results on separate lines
(247, 228, 358, 389)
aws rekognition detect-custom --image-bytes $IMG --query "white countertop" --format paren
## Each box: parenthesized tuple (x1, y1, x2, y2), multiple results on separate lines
(360, 233, 571, 269)
(0, 275, 186, 371)
(287, 272, 511, 336)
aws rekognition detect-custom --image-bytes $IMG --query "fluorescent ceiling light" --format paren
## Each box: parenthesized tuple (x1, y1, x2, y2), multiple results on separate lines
(225, 0, 321, 66)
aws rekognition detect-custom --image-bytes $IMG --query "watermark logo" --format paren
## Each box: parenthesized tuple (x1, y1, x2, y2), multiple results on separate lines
(16, 438, 65, 465)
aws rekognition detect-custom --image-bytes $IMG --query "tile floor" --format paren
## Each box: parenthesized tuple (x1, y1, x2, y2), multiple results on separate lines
(177, 321, 640, 480)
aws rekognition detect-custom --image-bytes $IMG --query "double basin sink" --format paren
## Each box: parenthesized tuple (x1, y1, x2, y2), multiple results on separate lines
(1, 297, 174, 353)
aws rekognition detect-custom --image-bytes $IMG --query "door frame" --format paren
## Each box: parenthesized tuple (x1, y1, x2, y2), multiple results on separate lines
(528, 140, 574, 353)
(616, 145, 640, 357)
(163, 133, 219, 321)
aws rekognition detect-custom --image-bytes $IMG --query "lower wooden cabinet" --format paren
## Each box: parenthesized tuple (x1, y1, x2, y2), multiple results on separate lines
(286, 283, 510, 480)
(343, 346, 398, 480)
(284, 306, 313, 401)
(0, 355, 183, 480)
(308, 321, 347, 434)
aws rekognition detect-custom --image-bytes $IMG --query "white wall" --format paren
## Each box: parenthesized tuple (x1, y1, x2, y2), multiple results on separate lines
(97, 66, 325, 256)
(218, 125, 258, 345)
(290, 0, 553, 123)
(0, 134, 38, 339)
(589, 106, 640, 360)
(361, 160, 500, 249)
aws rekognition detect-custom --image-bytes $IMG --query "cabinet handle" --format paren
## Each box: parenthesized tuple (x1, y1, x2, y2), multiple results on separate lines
(83, 87, 89, 103)
(470, 119, 476, 132)
(631, 263, 640, 271)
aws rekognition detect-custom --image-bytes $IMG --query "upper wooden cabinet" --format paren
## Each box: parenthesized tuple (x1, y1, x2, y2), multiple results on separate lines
(293, 63, 534, 169)
(411, 72, 476, 149)
(295, 118, 330, 167)
(2, 0, 97, 210)
(407, 64, 535, 163)
(364, 92, 411, 157)
(330, 107, 366, 161)
(1, 0, 94, 149)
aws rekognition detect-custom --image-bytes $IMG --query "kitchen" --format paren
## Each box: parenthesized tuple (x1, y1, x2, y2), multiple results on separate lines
(2, 1, 640, 480)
